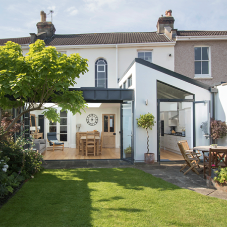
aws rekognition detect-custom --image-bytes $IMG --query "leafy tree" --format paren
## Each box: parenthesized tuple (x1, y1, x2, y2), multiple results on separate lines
(137, 113, 155, 153)
(0, 40, 88, 133)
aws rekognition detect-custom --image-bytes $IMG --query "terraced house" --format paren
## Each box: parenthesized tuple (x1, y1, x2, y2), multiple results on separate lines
(0, 10, 226, 163)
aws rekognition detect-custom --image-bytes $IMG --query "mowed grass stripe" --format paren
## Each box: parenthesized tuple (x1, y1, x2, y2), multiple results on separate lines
(0, 168, 226, 227)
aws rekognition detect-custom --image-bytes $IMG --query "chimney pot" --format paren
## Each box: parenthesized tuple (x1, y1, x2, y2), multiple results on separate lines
(165, 10, 172, 17)
(40, 11, 46, 22)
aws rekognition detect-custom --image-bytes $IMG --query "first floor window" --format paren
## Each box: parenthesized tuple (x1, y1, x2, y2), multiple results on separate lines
(128, 75, 132, 87)
(123, 81, 126, 89)
(95, 58, 107, 88)
(138, 51, 152, 62)
(194, 47, 210, 77)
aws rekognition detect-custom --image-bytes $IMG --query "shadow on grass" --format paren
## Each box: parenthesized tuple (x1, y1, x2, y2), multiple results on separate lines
(0, 168, 203, 226)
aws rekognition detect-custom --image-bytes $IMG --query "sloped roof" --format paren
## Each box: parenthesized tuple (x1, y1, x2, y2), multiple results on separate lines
(0, 32, 172, 46)
(0, 37, 30, 45)
(177, 30, 227, 36)
(45, 32, 172, 45)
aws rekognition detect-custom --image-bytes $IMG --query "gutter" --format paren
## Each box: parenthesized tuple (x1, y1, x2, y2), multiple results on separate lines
(176, 35, 227, 41)
(53, 42, 176, 49)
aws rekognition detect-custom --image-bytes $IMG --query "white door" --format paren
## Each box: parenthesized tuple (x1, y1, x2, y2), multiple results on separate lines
(47, 108, 69, 147)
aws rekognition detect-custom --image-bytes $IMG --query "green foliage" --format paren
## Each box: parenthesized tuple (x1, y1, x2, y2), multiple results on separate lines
(214, 167, 227, 184)
(210, 118, 227, 141)
(0, 40, 88, 131)
(124, 145, 131, 154)
(136, 112, 155, 130)
(0, 135, 43, 198)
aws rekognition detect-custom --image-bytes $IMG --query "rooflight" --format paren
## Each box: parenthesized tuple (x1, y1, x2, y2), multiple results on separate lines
(87, 103, 102, 108)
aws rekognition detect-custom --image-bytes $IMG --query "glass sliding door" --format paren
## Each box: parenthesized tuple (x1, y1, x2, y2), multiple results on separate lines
(193, 101, 210, 147)
(121, 101, 133, 162)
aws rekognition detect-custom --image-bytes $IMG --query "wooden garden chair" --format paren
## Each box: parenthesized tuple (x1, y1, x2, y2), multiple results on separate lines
(177, 141, 201, 175)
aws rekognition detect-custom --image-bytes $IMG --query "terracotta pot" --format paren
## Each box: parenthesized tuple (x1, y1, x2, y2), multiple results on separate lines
(144, 153, 155, 164)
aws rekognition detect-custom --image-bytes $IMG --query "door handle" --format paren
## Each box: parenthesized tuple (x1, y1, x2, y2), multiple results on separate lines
(113, 133, 116, 135)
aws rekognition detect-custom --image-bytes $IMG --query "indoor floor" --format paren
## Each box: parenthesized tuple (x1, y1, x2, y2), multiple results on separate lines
(160, 149, 184, 161)
(43, 147, 120, 160)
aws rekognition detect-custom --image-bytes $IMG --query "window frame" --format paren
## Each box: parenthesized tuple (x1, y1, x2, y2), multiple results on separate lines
(128, 75, 132, 88)
(95, 58, 108, 88)
(194, 46, 211, 78)
(138, 51, 152, 63)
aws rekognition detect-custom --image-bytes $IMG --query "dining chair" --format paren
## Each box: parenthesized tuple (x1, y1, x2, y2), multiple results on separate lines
(177, 141, 200, 175)
(86, 131, 96, 156)
(79, 135, 86, 155)
(96, 132, 103, 156)
(47, 132, 64, 151)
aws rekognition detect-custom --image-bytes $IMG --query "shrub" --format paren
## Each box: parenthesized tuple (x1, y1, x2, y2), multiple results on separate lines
(214, 167, 227, 184)
(0, 153, 24, 198)
(0, 135, 43, 198)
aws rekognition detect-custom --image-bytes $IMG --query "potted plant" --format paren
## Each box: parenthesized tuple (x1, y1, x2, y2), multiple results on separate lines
(137, 112, 156, 164)
(210, 119, 227, 144)
(124, 145, 131, 158)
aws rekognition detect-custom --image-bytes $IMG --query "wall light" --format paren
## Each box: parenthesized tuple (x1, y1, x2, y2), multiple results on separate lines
(145, 99, 148, 106)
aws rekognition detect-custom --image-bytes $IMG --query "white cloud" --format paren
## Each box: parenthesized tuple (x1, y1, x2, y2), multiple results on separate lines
(83, 0, 122, 12)
(65, 7, 78, 16)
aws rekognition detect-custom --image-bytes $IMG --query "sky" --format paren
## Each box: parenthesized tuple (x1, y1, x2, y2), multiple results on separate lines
(0, 0, 227, 39)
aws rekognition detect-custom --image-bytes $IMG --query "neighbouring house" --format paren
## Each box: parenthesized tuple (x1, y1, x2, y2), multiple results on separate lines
(0, 10, 226, 163)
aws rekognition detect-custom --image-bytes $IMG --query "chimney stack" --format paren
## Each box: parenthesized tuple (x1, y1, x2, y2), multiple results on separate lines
(36, 11, 56, 38)
(157, 10, 175, 34)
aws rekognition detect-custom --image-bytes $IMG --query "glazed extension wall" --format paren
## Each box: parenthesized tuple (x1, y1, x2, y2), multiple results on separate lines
(174, 40, 227, 86)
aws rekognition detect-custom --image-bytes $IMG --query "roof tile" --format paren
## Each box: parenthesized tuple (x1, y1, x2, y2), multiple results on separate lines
(177, 30, 227, 36)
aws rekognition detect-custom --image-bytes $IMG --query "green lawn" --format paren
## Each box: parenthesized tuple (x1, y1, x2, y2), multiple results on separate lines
(0, 168, 227, 227)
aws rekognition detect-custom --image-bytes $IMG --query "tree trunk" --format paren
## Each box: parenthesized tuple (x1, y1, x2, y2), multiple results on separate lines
(146, 127, 149, 153)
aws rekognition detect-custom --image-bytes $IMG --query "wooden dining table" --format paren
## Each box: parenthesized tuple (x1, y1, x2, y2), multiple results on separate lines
(193, 145, 227, 177)
(80, 136, 100, 156)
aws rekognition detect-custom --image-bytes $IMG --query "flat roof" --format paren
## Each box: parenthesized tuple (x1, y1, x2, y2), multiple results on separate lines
(69, 87, 134, 102)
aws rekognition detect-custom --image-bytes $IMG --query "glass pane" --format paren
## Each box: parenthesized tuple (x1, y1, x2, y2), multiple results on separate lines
(97, 79, 106, 88)
(60, 126, 67, 133)
(145, 52, 152, 62)
(138, 52, 144, 59)
(122, 102, 132, 160)
(97, 60, 105, 65)
(104, 115, 108, 132)
(49, 121, 56, 125)
(194, 47, 201, 60)
(60, 118, 67, 125)
(195, 102, 210, 148)
(97, 72, 106, 79)
(60, 134, 67, 141)
(195, 61, 201, 74)
(110, 115, 114, 132)
(202, 47, 209, 60)
(98, 65, 105, 72)
(202, 61, 209, 74)
(60, 111, 67, 117)
(49, 126, 56, 132)
(123, 82, 126, 88)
